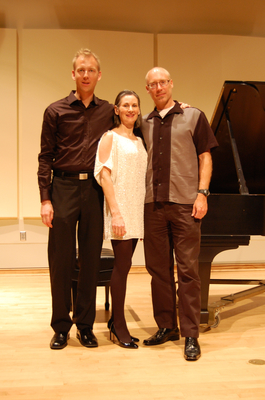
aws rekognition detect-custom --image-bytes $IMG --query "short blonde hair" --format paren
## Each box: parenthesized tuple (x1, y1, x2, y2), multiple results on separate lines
(72, 48, 101, 71)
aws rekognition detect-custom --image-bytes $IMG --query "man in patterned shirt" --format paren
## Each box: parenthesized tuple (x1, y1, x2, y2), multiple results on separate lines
(141, 67, 218, 361)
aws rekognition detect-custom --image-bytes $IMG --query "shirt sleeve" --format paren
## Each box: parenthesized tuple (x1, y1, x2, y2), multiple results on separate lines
(94, 133, 114, 186)
(193, 111, 219, 155)
(37, 106, 58, 202)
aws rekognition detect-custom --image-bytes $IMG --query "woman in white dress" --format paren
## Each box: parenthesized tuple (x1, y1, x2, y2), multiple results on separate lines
(94, 90, 147, 349)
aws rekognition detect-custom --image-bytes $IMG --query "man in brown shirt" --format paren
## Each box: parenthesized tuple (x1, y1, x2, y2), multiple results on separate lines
(38, 49, 113, 350)
(141, 67, 218, 361)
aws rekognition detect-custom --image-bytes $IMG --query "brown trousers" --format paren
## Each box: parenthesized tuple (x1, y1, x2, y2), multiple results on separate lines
(144, 202, 201, 338)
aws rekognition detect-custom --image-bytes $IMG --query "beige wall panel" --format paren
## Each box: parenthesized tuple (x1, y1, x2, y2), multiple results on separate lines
(157, 34, 265, 264)
(0, 29, 17, 217)
(19, 29, 154, 217)
(220, 35, 265, 82)
(157, 34, 223, 120)
(157, 34, 265, 121)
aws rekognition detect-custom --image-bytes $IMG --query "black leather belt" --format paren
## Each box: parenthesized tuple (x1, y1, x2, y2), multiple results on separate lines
(53, 170, 94, 180)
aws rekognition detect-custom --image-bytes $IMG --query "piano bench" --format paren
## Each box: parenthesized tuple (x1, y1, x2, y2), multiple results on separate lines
(71, 248, 114, 312)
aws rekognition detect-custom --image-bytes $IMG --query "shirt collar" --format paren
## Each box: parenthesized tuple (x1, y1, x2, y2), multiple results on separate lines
(147, 101, 183, 120)
(68, 90, 98, 106)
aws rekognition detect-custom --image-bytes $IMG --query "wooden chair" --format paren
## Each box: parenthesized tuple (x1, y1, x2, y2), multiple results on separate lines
(71, 248, 114, 312)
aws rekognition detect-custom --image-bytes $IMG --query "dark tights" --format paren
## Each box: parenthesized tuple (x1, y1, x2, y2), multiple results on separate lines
(110, 238, 138, 342)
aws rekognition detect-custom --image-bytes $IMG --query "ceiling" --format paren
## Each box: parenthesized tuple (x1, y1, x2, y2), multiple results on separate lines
(1, 0, 265, 37)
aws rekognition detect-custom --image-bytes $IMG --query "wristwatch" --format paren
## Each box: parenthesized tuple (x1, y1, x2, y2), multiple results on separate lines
(198, 189, 210, 197)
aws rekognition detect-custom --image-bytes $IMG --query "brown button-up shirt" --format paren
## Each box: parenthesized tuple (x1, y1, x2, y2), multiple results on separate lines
(38, 91, 114, 202)
(141, 102, 218, 205)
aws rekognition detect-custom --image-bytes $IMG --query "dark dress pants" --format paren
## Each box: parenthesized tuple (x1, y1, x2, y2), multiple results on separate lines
(48, 176, 103, 333)
(144, 202, 201, 338)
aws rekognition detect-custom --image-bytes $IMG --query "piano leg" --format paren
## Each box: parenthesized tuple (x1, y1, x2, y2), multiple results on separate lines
(198, 236, 250, 327)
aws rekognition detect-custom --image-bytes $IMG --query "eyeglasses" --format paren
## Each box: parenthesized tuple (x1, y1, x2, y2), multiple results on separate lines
(147, 80, 170, 90)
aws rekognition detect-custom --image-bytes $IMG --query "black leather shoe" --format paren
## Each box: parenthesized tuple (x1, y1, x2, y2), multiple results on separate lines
(50, 332, 69, 350)
(109, 322, 138, 349)
(76, 328, 98, 348)
(143, 328, 180, 346)
(107, 317, 139, 342)
(184, 337, 201, 361)
(130, 335, 140, 343)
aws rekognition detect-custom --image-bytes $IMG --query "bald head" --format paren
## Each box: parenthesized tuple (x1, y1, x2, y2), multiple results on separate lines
(145, 67, 171, 83)
(145, 67, 174, 110)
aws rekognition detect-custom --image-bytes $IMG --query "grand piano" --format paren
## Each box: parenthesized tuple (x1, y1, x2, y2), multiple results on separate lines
(199, 81, 265, 328)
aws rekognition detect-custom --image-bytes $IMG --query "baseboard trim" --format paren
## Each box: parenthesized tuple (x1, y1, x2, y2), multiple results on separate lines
(1, 263, 265, 274)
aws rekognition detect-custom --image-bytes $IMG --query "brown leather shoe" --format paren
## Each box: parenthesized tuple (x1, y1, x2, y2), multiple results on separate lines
(184, 337, 201, 361)
(50, 332, 69, 350)
(143, 328, 180, 346)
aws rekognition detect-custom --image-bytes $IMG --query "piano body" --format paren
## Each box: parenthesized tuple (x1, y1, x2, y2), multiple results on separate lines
(199, 81, 265, 328)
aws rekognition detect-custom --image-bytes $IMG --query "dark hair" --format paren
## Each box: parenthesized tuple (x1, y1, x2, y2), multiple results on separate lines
(113, 90, 142, 129)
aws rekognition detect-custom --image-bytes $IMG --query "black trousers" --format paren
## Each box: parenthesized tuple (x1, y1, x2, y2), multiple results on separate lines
(144, 202, 201, 338)
(48, 176, 103, 333)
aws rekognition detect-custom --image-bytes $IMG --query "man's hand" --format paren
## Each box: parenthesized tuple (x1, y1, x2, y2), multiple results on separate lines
(191, 194, 208, 220)
(179, 102, 190, 109)
(192, 151, 212, 219)
(41, 200, 54, 228)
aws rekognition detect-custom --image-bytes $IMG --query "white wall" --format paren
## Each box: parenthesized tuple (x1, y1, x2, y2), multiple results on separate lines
(0, 29, 17, 218)
(0, 30, 265, 268)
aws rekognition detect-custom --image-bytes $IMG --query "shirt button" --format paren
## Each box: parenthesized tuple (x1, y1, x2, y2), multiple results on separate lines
(161, 121, 164, 125)
(160, 152, 163, 155)
(160, 137, 162, 140)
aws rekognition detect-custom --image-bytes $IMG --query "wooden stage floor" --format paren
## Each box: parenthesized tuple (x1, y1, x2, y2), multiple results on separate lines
(1, 268, 265, 400)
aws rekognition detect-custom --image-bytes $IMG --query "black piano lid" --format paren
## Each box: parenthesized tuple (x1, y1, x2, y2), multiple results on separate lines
(210, 81, 265, 195)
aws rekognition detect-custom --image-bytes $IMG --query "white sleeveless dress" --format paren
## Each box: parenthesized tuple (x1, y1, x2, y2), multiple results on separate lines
(94, 131, 147, 240)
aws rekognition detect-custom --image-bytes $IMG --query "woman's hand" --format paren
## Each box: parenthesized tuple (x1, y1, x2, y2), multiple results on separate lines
(112, 213, 126, 237)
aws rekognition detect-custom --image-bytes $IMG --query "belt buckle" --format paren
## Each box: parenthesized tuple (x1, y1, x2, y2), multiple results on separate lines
(79, 173, 88, 180)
